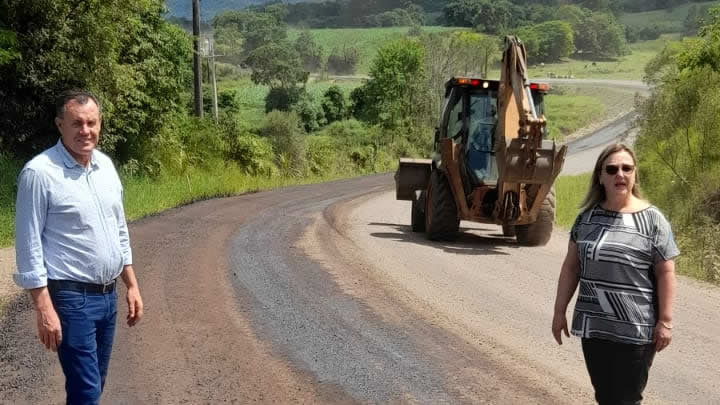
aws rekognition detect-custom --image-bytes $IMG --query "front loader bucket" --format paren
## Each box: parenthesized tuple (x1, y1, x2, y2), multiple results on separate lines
(395, 158, 433, 200)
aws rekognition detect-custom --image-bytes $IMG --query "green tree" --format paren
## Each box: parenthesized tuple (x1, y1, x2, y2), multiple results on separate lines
(321, 86, 348, 124)
(0, 0, 191, 161)
(0, 29, 20, 66)
(678, 6, 720, 72)
(574, 12, 628, 58)
(212, 9, 287, 59)
(294, 31, 324, 72)
(634, 8, 720, 281)
(515, 21, 574, 62)
(352, 38, 426, 129)
(472, 0, 518, 35)
(452, 31, 500, 77)
(443, 0, 483, 27)
(245, 40, 309, 90)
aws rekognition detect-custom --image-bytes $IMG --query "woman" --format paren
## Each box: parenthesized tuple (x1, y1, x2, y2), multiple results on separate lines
(552, 144, 679, 405)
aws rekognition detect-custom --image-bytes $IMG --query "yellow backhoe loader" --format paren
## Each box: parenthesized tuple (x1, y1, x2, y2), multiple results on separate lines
(395, 36, 567, 246)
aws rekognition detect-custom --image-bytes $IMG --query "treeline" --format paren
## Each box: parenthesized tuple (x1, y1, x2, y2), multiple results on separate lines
(635, 5, 720, 282)
(279, 0, 712, 27)
(165, 0, 713, 23)
(213, 0, 629, 66)
(0, 0, 191, 163)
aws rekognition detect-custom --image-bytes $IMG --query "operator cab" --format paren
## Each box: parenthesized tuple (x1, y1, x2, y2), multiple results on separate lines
(438, 77, 549, 186)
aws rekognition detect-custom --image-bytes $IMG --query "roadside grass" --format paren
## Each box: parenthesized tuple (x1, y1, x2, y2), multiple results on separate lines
(545, 85, 640, 143)
(545, 94, 605, 142)
(554, 173, 591, 230)
(619, 1, 720, 32)
(122, 161, 352, 222)
(290, 26, 464, 75)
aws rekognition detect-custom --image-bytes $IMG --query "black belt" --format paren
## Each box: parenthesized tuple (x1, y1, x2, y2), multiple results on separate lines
(48, 279, 116, 294)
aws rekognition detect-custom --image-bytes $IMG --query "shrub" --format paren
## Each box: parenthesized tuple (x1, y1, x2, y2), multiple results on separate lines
(321, 85, 347, 124)
(218, 113, 276, 176)
(306, 135, 338, 175)
(204, 88, 241, 114)
(292, 91, 326, 133)
(265, 86, 303, 113)
(260, 110, 307, 176)
(226, 132, 276, 176)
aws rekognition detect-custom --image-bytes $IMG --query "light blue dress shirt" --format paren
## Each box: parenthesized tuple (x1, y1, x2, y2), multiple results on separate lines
(14, 140, 132, 289)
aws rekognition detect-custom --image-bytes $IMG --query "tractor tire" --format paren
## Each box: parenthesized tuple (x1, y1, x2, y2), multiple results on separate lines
(502, 225, 516, 237)
(411, 192, 426, 232)
(425, 170, 460, 241)
(516, 188, 555, 246)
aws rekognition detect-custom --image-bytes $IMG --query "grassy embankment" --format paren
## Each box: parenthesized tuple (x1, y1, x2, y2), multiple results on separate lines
(619, 1, 720, 32)
(555, 173, 592, 230)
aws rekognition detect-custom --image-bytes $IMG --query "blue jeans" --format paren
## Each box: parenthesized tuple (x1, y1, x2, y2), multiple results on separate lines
(50, 287, 117, 405)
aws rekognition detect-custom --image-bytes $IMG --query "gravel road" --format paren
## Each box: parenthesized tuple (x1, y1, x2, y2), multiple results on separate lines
(2, 80, 717, 404)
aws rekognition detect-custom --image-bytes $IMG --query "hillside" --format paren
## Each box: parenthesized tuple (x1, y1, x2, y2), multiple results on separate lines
(164, 0, 318, 18)
(619, 0, 720, 32)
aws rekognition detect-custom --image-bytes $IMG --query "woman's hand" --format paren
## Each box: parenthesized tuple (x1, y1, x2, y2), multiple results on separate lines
(552, 312, 570, 345)
(653, 321, 673, 352)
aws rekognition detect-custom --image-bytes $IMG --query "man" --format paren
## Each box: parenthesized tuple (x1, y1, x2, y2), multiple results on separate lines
(14, 89, 143, 404)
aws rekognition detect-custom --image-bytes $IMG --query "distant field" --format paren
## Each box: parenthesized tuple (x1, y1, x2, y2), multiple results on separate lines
(620, 1, 719, 32)
(290, 26, 464, 75)
(523, 34, 682, 81)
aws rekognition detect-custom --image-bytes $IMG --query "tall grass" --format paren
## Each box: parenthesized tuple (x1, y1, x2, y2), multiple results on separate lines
(122, 161, 355, 222)
(554, 173, 591, 230)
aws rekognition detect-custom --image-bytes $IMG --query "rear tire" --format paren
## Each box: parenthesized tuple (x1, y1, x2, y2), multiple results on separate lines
(516, 188, 555, 246)
(502, 225, 516, 237)
(411, 192, 426, 232)
(425, 170, 460, 241)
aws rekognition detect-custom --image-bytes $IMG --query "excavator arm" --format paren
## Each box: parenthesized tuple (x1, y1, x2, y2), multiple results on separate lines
(494, 36, 567, 223)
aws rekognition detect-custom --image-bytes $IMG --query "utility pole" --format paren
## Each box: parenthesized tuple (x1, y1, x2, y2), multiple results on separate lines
(192, 0, 203, 117)
(207, 38, 218, 123)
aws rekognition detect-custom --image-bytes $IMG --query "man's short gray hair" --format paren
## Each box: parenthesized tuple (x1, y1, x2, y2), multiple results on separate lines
(55, 89, 102, 119)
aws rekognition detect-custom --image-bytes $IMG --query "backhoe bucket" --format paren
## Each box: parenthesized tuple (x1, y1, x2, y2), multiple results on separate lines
(503, 139, 567, 184)
(395, 158, 432, 200)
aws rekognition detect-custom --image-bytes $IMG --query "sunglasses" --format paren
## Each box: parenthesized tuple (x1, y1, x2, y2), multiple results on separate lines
(604, 164, 635, 175)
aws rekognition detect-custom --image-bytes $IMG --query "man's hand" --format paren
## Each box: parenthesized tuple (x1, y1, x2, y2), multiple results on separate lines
(126, 286, 143, 327)
(30, 288, 62, 351)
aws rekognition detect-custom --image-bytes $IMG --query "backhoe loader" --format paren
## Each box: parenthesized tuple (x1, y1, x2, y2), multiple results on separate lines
(394, 36, 567, 246)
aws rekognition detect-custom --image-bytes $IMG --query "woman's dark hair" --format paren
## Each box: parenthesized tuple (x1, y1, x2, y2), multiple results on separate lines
(579, 143, 644, 212)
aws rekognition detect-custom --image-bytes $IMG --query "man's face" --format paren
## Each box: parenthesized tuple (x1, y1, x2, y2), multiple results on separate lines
(55, 99, 101, 164)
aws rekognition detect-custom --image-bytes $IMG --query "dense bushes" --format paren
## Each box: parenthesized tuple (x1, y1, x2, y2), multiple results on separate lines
(0, 0, 192, 162)
(634, 7, 720, 282)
